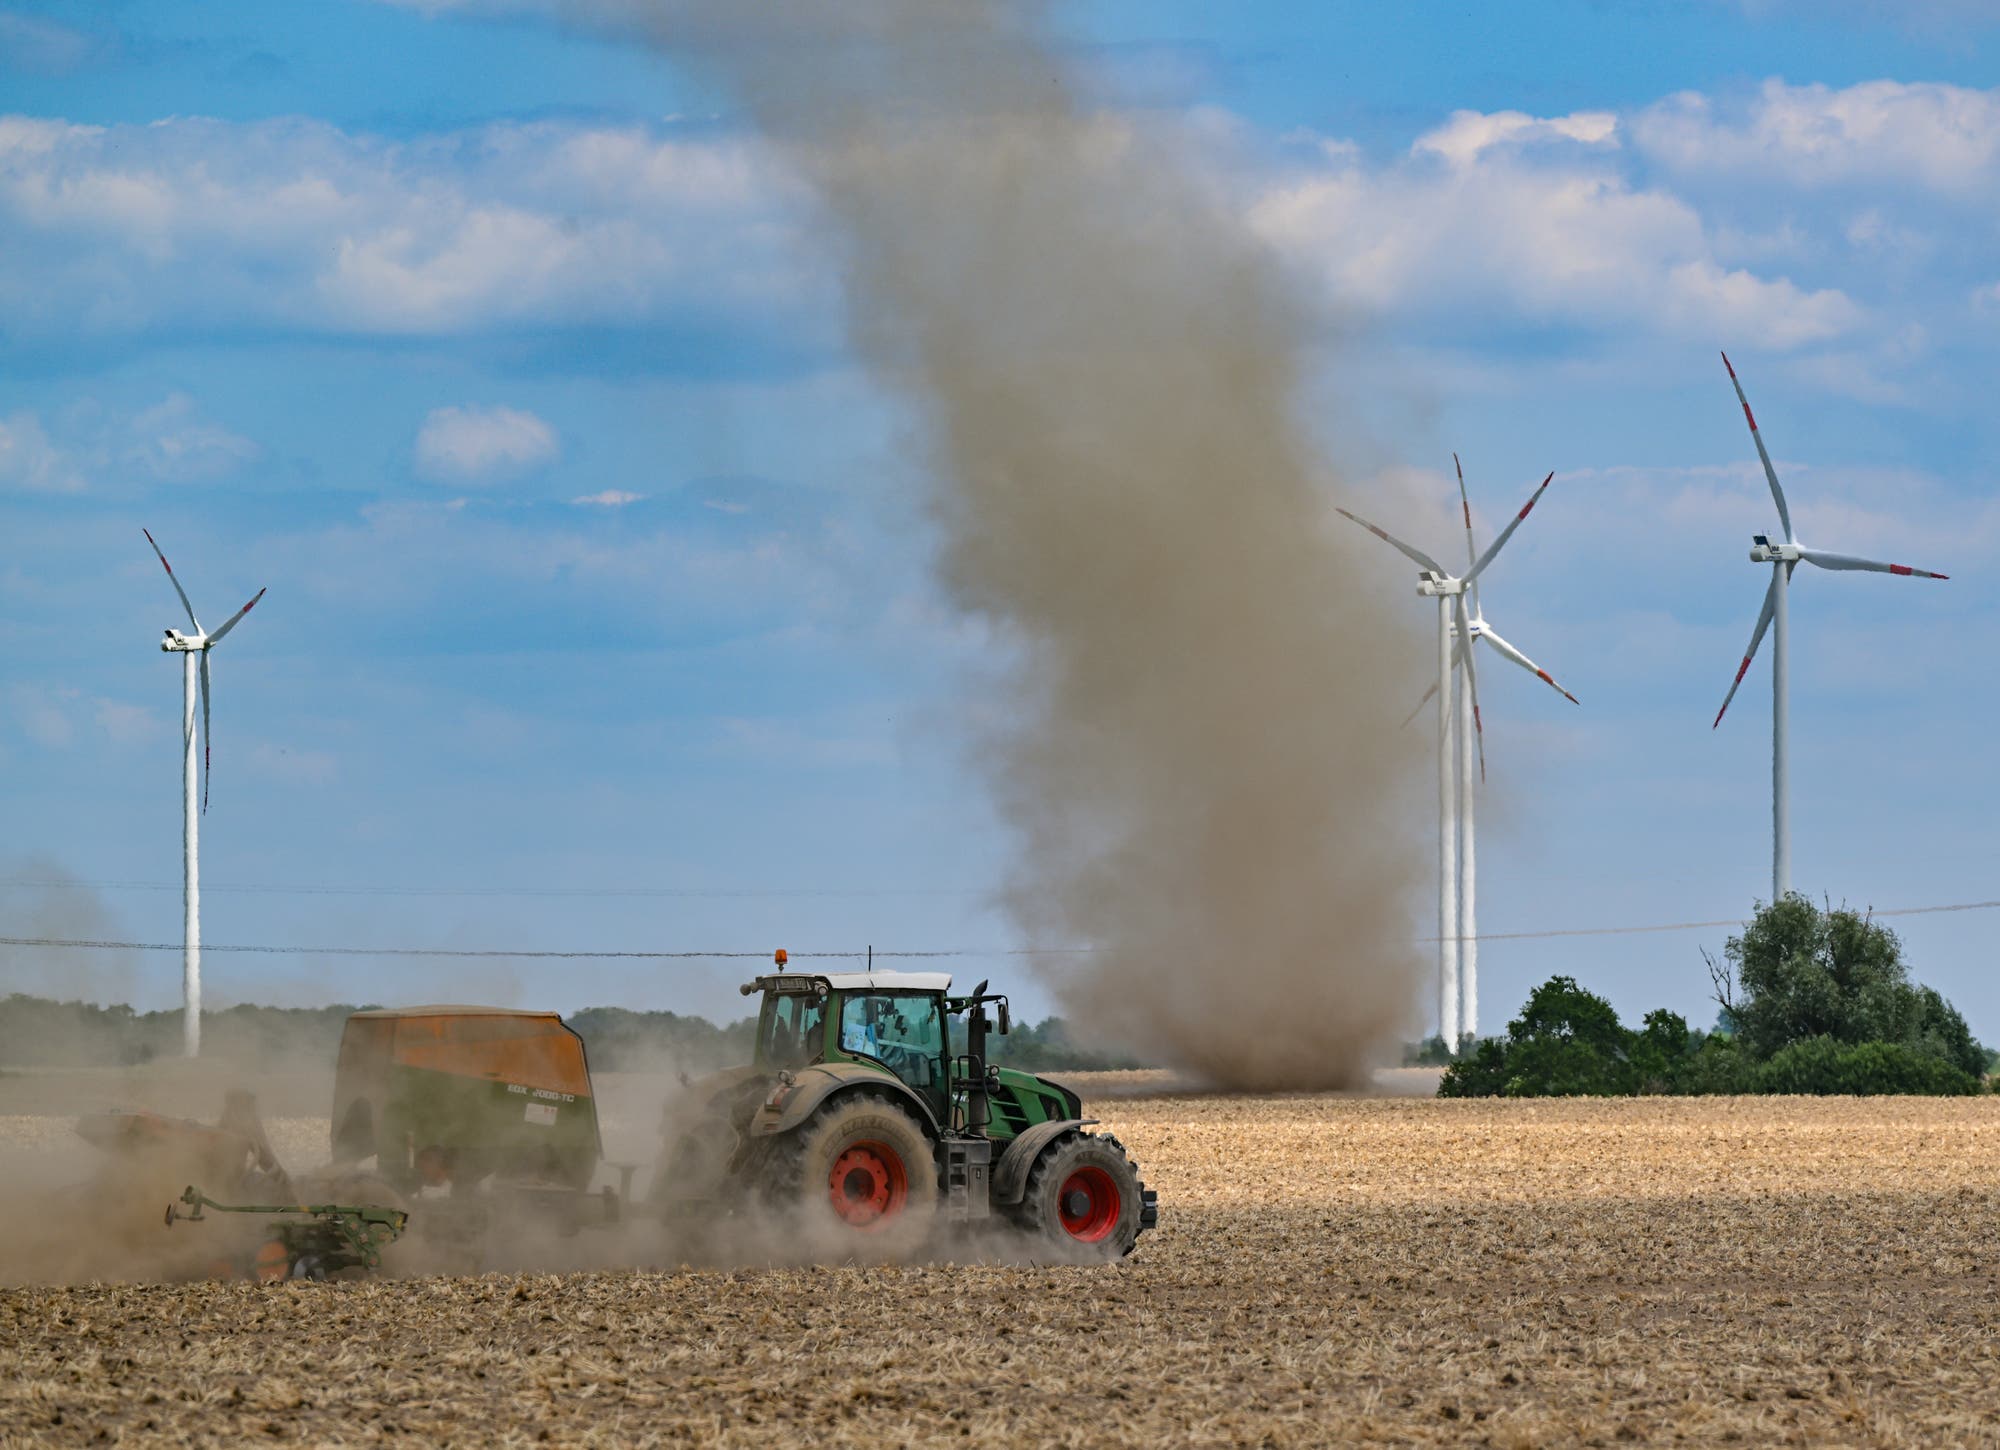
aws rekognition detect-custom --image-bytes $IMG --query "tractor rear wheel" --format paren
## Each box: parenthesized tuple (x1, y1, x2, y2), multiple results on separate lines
(765, 1093, 937, 1250)
(1012, 1132, 1149, 1261)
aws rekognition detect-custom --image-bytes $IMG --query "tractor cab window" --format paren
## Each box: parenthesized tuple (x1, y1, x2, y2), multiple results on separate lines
(760, 992, 827, 1068)
(838, 994, 944, 1092)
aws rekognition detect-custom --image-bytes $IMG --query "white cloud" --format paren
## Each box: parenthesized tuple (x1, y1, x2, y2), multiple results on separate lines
(1250, 136, 1860, 348)
(127, 394, 261, 482)
(1633, 80, 2000, 196)
(572, 489, 643, 507)
(0, 82, 1989, 373)
(415, 405, 558, 482)
(0, 395, 257, 491)
(1412, 109, 1618, 169)
(0, 410, 84, 491)
(0, 113, 820, 339)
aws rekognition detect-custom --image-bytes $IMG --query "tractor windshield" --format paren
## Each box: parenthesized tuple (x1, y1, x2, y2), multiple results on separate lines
(838, 994, 944, 1093)
(760, 992, 827, 1068)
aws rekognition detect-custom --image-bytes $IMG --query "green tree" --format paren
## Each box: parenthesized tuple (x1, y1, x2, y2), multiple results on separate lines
(1628, 1009, 1692, 1093)
(1724, 895, 1985, 1077)
(1439, 976, 1638, 1097)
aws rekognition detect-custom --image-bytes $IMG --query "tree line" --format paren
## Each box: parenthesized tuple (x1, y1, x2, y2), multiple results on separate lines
(1439, 896, 1990, 1097)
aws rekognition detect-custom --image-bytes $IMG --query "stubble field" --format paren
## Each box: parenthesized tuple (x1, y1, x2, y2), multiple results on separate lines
(1, 1075, 1997, 1447)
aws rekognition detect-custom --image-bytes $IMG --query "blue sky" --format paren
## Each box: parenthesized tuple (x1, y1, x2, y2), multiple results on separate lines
(4, 0, 1999, 1043)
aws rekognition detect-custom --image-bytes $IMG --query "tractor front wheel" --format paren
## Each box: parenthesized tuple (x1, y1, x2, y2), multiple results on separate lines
(766, 1093, 937, 1251)
(1012, 1133, 1149, 1261)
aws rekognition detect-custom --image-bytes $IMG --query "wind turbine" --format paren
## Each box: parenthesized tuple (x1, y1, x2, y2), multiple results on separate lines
(1337, 461, 1577, 1051)
(144, 530, 266, 1058)
(1711, 354, 1948, 904)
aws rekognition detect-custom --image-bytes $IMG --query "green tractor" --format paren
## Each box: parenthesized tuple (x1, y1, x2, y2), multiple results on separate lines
(143, 963, 1156, 1273)
(658, 959, 1157, 1259)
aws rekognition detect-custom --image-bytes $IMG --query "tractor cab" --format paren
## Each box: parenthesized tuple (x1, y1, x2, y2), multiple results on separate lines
(747, 968, 955, 1122)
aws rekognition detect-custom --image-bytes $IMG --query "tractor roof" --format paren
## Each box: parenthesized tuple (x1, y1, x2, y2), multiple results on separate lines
(820, 971, 953, 993)
(751, 971, 953, 995)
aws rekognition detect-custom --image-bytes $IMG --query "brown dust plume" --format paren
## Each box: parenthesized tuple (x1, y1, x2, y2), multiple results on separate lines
(622, 0, 1433, 1087)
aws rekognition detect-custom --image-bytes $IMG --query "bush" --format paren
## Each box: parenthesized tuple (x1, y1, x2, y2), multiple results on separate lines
(1755, 1036, 1981, 1096)
(1672, 1035, 1759, 1095)
(1439, 977, 1638, 1097)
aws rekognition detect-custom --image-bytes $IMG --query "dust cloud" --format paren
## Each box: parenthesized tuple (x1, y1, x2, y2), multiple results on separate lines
(612, 1, 1433, 1088)
(0, 858, 136, 1006)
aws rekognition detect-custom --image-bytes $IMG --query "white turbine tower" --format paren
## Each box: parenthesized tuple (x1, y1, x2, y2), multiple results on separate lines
(1338, 461, 1578, 1051)
(144, 530, 266, 1058)
(1711, 354, 1949, 903)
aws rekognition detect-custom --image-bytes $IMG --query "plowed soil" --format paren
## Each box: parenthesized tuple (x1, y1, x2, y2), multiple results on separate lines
(2, 1088, 1997, 1446)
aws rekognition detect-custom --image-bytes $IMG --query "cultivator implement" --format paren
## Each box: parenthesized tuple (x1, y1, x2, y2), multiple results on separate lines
(165, 1186, 408, 1281)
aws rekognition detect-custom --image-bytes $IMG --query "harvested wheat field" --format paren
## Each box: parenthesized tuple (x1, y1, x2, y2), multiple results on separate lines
(3, 1088, 1999, 1446)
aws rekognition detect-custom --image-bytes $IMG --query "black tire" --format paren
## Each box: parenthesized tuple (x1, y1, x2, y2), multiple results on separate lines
(764, 1093, 938, 1249)
(1010, 1132, 1152, 1261)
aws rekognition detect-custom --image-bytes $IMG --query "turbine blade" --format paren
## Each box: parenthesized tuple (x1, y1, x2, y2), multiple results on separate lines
(1455, 594, 1486, 781)
(142, 529, 201, 632)
(199, 651, 212, 814)
(1464, 473, 1554, 585)
(1333, 507, 1445, 574)
(1721, 352, 1794, 544)
(1455, 453, 1481, 615)
(1796, 547, 1948, 580)
(206, 587, 267, 645)
(1712, 573, 1779, 729)
(1401, 680, 1439, 730)
(1476, 624, 1579, 705)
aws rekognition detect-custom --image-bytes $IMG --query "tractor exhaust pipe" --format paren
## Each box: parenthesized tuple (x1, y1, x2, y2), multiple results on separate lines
(966, 994, 991, 1138)
(960, 979, 1010, 1140)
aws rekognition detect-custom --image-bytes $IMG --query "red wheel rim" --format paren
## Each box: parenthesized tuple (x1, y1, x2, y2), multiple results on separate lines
(828, 1140, 909, 1228)
(1057, 1166, 1121, 1242)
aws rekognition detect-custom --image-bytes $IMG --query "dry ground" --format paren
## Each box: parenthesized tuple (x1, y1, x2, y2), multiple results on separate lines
(1, 1081, 1996, 1446)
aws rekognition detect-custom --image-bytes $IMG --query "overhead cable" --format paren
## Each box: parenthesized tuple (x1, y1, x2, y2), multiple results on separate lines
(3, 896, 2000, 958)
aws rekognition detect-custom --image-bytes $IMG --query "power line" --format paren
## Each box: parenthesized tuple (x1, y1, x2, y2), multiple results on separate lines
(1, 897, 1997, 960)
(0, 936, 1092, 961)
(1424, 898, 2000, 943)
(0, 879, 980, 900)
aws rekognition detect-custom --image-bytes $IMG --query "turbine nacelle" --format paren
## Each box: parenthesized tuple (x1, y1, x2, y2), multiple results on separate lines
(161, 628, 206, 653)
(1748, 537, 1802, 564)
(1416, 571, 1465, 597)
